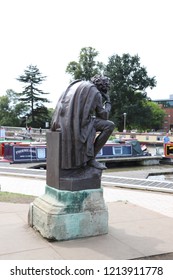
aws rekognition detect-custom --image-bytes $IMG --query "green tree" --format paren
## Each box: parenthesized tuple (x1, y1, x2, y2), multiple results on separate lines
(144, 101, 165, 131)
(105, 53, 157, 131)
(0, 90, 28, 126)
(17, 65, 50, 127)
(66, 47, 105, 80)
(33, 106, 54, 129)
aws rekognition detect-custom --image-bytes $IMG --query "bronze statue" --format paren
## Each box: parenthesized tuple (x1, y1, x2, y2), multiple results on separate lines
(51, 75, 115, 170)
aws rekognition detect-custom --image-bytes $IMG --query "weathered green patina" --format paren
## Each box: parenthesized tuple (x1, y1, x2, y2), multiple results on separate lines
(45, 185, 103, 213)
(29, 186, 108, 241)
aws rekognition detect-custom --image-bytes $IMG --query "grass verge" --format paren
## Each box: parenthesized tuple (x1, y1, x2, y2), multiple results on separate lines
(0, 191, 36, 204)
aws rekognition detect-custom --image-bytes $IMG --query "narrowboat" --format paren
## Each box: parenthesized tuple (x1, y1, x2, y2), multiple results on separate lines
(96, 139, 150, 159)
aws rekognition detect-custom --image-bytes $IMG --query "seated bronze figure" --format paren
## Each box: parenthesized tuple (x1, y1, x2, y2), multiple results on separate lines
(51, 75, 115, 170)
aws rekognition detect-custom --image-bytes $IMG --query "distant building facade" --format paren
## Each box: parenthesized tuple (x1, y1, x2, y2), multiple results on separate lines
(153, 95, 173, 132)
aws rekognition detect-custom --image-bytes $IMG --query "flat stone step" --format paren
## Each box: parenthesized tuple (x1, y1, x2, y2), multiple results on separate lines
(102, 175, 173, 193)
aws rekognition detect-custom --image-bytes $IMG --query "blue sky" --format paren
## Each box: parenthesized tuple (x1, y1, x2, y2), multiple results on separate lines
(0, 0, 173, 107)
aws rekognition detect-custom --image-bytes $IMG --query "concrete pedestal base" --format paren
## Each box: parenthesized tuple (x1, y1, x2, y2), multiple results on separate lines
(29, 186, 108, 241)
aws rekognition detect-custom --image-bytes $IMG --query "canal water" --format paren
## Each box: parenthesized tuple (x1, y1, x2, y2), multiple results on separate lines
(145, 144, 164, 156)
(107, 144, 173, 182)
(142, 144, 173, 182)
(106, 163, 173, 182)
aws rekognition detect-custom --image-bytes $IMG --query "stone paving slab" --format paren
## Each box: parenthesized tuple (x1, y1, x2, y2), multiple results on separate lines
(104, 187, 173, 218)
(1, 165, 173, 260)
(1, 199, 173, 260)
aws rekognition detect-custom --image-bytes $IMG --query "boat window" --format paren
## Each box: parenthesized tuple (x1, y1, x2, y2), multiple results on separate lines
(113, 147, 122, 155)
(112, 145, 132, 156)
(37, 148, 46, 159)
(122, 145, 132, 155)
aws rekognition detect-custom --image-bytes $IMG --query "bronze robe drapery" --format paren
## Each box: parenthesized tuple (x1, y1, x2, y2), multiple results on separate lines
(51, 80, 110, 169)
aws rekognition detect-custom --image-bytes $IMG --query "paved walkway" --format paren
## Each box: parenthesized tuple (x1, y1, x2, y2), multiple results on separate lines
(1, 166, 173, 259)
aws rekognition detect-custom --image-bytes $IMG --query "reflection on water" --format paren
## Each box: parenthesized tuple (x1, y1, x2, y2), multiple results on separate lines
(148, 174, 173, 182)
(105, 161, 173, 183)
(105, 164, 172, 173)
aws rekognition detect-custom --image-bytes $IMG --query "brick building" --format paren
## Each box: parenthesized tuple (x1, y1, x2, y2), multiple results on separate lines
(153, 95, 173, 132)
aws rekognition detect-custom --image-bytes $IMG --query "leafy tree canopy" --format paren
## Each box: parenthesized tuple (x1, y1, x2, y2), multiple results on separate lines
(66, 47, 105, 80)
(144, 101, 165, 131)
(0, 90, 28, 126)
(105, 53, 157, 131)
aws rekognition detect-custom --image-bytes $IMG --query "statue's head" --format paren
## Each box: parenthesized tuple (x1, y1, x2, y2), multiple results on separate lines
(91, 74, 110, 93)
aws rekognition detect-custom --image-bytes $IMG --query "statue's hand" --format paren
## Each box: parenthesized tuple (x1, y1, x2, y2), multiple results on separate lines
(102, 93, 111, 103)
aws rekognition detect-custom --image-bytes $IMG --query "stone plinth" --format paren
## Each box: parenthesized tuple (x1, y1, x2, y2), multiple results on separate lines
(46, 131, 102, 191)
(59, 167, 102, 191)
(29, 186, 108, 241)
(46, 131, 60, 189)
(29, 131, 107, 241)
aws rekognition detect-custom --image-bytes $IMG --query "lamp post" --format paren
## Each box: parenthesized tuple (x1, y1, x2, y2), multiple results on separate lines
(25, 116, 28, 129)
(123, 113, 127, 133)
